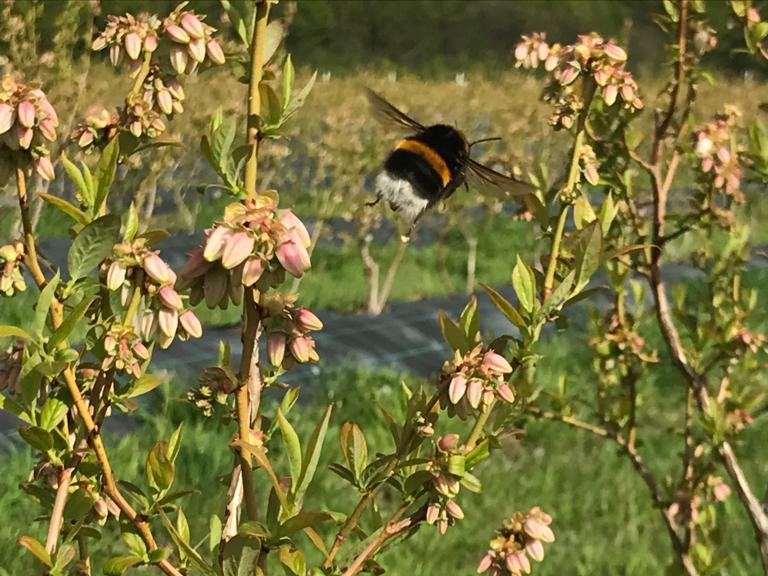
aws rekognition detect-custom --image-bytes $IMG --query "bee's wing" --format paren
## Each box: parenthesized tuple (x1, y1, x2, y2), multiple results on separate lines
(366, 88, 425, 132)
(466, 158, 537, 198)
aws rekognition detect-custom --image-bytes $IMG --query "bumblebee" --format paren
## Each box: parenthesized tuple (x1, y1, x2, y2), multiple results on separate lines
(366, 89, 534, 240)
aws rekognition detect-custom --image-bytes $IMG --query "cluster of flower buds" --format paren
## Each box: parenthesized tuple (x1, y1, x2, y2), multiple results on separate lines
(441, 345, 515, 417)
(425, 434, 468, 534)
(0, 74, 58, 180)
(92, 496, 122, 526)
(163, 2, 225, 75)
(92, 11, 160, 68)
(178, 197, 312, 309)
(265, 302, 323, 370)
(477, 507, 555, 576)
(105, 242, 202, 349)
(515, 32, 642, 129)
(187, 366, 237, 417)
(0, 241, 26, 296)
(101, 325, 149, 378)
(0, 342, 23, 395)
(692, 107, 743, 201)
(71, 106, 120, 152)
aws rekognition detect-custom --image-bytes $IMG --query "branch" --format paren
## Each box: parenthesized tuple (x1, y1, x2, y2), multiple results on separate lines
(373, 239, 408, 315)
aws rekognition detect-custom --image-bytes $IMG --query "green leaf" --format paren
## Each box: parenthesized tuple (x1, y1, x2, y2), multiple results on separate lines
(148, 548, 172, 564)
(67, 214, 120, 280)
(60, 154, 91, 205)
(296, 404, 333, 498)
(663, 0, 679, 21)
(283, 71, 317, 120)
(438, 310, 468, 353)
(123, 202, 139, 242)
(481, 284, 528, 330)
(461, 471, 483, 493)
(282, 54, 295, 108)
(278, 545, 306, 576)
(33, 272, 60, 338)
(49, 295, 95, 348)
(40, 398, 69, 431)
(19, 426, 53, 451)
(573, 194, 596, 230)
(598, 192, 618, 236)
(167, 422, 184, 464)
(540, 269, 576, 318)
(238, 440, 289, 510)
(465, 438, 491, 470)
(176, 508, 190, 562)
(158, 508, 217, 575)
(574, 221, 603, 293)
(279, 511, 332, 537)
(222, 535, 261, 576)
(17, 535, 52, 567)
(126, 373, 163, 398)
(52, 543, 76, 572)
(262, 20, 285, 65)
(93, 137, 120, 216)
(0, 325, 34, 341)
(38, 193, 89, 226)
(339, 420, 368, 482)
(511, 255, 536, 313)
(260, 83, 282, 127)
(209, 514, 222, 554)
(122, 532, 146, 558)
(459, 296, 479, 341)
(146, 441, 175, 494)
(277, 408, 303, 490)
(104, 555, 143, 576)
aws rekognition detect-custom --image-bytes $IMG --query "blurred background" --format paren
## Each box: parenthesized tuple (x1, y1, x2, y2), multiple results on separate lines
(1, 1, 767, 574)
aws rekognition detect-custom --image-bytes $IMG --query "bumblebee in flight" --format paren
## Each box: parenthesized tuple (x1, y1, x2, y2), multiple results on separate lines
(366, 89, 534, 240)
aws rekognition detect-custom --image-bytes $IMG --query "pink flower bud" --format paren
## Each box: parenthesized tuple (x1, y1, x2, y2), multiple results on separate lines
(143, 253, 173, 284)
(170, 45, 189, 75)
(159, 285, 183, 311)
(181, 13, 205, 39)
(437, 518, 448, 535)
(18, 125, 33, 149)
(432, 474, 455, 497)
(78, 130, 95, 148)
(437, 433, 460, 452)
(525, 539, 544, 562)
(35, 156, 55, 181)
(141, 311, 157, 340)
(203, 226, 234, 262)
(448, 374, 467, 404)
(514, 43, 528, 62)
(620, 83, 635, 103)
(124, 32, 142, 60)
(268, 332, 286, 366)
(107, 261, 127, 290)
(129, 120, 142, 137)
(296, 308, 323, 331)
(221, 231, 255, 269)
(0, 103, 14, 134)
(713, 482, 731, 502)
(92, 36, 107, 51)
(426, 504, 440, 525)
(537, 42, 549, 62)
(603, 43, 627, 62)
(559, 64, 579, 86)
(165, 24, 190, 44)
(132, 341, 150, 360)
(603, 84, 618, 106)
(716, 146, 731, 163)
(187, 38, 206, 63)
(280, 210, 311, 248)
(206, 39, 226, 65)
(524, 518, 555, 543)
(483, 351, 513, 374)
(544, 53, 559, 71)
(289, 336, 313, 363)
(276, 236, 311, 278)
(179, 310, 202, 338)
(701, 156, 714, 173)
(109, 44, 122, 67)
(477, 553, 493, 573)
(144, 34, 158, 53)
(17, 101, 35, 128)
(496, 383, 516, 404)
(167, 79, 184, 101)
(506, 551, 530, 575)
(446, 500, 464, 520)
(242, 257, 265, 286)
(158, 308, 179, 339)
(38, 118, 56, 141)
(157, 90, 173, 115)
(466, 379, 483, 409)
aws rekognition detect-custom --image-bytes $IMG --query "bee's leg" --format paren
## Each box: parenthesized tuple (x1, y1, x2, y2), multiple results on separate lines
(401, 209, 425, 243)
(365, 195, 381, 207)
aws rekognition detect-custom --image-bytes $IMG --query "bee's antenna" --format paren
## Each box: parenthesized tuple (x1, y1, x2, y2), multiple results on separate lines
(469, 136, 502, 148)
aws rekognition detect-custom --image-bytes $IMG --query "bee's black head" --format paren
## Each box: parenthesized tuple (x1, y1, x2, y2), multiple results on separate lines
(417, 124, 470, 176)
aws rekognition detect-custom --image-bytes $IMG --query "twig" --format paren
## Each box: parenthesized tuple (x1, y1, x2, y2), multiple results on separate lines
(373, 239, 408, 314)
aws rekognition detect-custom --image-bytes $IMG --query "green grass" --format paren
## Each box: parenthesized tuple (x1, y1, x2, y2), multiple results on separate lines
(1, 330, 765, 575)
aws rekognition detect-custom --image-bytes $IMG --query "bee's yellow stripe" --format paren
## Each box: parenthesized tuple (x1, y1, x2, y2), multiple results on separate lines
(395, 139, 451, 188)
